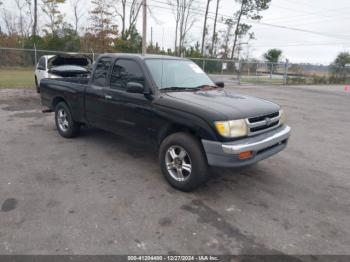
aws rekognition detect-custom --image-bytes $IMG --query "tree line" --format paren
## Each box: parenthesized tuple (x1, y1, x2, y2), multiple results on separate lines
(0, 0, 271, 58)
(1, 0, 348, 84)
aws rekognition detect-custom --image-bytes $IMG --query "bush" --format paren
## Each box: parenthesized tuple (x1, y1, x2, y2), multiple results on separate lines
(287, 74, 350, 85)
(311, 75, 328, 84)
(204, 60, 222, 74)
(287, 76, 306, 84)
(328, 75, 349, 84)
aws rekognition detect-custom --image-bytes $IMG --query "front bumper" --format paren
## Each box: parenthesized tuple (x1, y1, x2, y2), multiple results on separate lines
(202, 125, 291, 167)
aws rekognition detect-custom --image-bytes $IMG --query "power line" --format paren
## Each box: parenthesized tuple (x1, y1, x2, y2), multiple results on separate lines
(263, 3, 350, 24)
(247, 42, 350, 48)
(153, 0, 350, 30)
(280, 15, 350, 28)
(148, 0, 350, 40)
(245, 20, 350, 40)
(3, 0, 350, 46)
(280, 0, 350, 13)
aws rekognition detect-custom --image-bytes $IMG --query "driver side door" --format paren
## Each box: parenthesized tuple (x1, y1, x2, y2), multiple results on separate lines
(104, 58, 154, 142)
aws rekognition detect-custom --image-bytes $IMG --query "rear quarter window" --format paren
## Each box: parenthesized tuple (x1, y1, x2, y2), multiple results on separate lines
(92, 58, 112, 86)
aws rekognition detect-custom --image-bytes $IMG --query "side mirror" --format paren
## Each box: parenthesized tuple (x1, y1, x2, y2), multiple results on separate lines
(37, 66, 45, 70)
(215, 81, 224, 88)
(126, 82, 144, 93)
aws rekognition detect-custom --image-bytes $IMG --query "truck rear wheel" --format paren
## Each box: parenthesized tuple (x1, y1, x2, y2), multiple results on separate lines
(54, 102, 80, 138)
(159, 132, 209, 192)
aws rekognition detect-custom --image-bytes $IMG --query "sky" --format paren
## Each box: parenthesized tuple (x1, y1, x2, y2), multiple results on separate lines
(2, 0, 350, 64)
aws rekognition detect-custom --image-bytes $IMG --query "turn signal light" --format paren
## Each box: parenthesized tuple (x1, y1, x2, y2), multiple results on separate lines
(239, 151, 253, 159)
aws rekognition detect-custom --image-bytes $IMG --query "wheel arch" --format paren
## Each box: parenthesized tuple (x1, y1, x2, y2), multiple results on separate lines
(157, 122, 214, 146)
(51, 96, 68, 110)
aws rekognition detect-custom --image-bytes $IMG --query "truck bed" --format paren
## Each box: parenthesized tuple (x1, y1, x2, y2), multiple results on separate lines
(49, 77, 90, 85)
(40, 77, 89, 123)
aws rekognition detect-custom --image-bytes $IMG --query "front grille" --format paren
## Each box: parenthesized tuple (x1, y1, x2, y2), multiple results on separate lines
(247, 111, 280, 135)
(250, 120, 279, 132)
(248, 111, 279, 123)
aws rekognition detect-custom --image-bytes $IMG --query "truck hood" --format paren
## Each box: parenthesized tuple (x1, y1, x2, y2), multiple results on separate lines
(49, 65, 89, 77)
(48, 54, 92, 70)
(163, 89, 280, 120)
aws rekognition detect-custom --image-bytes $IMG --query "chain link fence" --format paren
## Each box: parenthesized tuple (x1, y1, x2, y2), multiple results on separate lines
(190, 57, 289, 84)
(0, 47, 337, 88)
(190, 57, 333, 85)
(0, 47, 95, 67)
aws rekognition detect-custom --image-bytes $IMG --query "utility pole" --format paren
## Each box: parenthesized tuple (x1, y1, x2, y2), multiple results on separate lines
(210, 0, 220, 57)
(142, 0, 147, 55)
(284, 59, 289, 85)
(34, 43, 37, 66)
(161, 27, 164, 51)
(32, 0, 37, 37)
(201, 0, 211, 56)
(151, 27, 153, 47)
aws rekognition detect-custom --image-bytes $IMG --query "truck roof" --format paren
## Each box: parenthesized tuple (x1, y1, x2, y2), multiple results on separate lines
(100, 53, 187, 61)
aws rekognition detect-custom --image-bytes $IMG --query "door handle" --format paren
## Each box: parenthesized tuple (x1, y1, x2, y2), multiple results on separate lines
(105, 94, 112, 100)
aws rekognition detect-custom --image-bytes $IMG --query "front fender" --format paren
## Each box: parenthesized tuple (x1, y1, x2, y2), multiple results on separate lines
(153, 104, 219, 143)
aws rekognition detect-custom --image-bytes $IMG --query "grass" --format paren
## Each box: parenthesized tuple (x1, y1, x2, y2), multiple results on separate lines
(0, 67, 35, 88)
(240, 77, 284, 85)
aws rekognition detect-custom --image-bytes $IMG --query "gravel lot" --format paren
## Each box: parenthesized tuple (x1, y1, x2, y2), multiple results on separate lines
(0, 84, 349, 255)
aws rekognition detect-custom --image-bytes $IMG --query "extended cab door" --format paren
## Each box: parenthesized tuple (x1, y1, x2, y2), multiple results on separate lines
(103, 58, 154, 141)
(85, 57, 113, 129)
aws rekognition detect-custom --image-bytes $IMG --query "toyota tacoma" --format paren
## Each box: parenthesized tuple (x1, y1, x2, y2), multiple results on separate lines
(40, 54, 291, 191)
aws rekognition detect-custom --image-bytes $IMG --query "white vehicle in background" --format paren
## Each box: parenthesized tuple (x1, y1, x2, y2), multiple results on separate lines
(34, 53, 92, 93)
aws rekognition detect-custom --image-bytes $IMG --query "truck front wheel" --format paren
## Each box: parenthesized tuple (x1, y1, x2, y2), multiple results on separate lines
(159, 132, 209, 192)
(54, 102, 80, 138)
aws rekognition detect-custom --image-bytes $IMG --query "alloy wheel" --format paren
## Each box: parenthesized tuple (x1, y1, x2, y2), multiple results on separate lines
(165, 145, 192, 182)
(57, 108, 69, 132)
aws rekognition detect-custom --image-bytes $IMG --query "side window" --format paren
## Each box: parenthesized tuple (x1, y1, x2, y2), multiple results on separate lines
(110, 59, 144, 90)
(38, 57, 45, 69)
(92, 58, 112, 86)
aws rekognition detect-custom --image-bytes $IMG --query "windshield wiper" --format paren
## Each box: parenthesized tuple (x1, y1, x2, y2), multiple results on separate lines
(160, 86, 200, 92)
(194, 84, 220, 89)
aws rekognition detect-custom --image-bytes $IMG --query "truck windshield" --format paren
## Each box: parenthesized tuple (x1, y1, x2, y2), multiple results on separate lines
(145, 59, 214, 90)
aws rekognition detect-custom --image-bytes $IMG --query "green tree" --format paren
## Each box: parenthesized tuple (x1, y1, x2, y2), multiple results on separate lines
(289, 64, 304, 75)
(184, 41, 201, 58)
(47, 23, 80, 51)
(330, 52, 350, 78)
(172, 0, 196, 56)
(219, 18, 234, 59)
(231, 0, 271, 59)
(114, 27, 142, 53)
(264, 48, 282, 72)
(89, 0, 118, 52)
(41, 0, 66, 35)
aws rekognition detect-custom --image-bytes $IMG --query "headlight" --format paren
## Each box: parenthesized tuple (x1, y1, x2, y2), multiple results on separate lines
(279, 109, 286, 124)
(214, 119, 248, 138)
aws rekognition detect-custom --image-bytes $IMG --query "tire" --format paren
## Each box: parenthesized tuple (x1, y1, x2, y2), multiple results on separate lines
(159, 132, 209, 192)
(54, 102, 80, 138)
(35, 77, 40, 93)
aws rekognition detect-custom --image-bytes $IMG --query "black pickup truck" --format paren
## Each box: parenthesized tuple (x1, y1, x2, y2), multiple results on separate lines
(40, 54, 291, 191)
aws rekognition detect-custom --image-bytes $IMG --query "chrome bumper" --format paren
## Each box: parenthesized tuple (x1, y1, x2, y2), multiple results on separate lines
(202, 125, 291, 167)
(222, 125, 291, 154)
